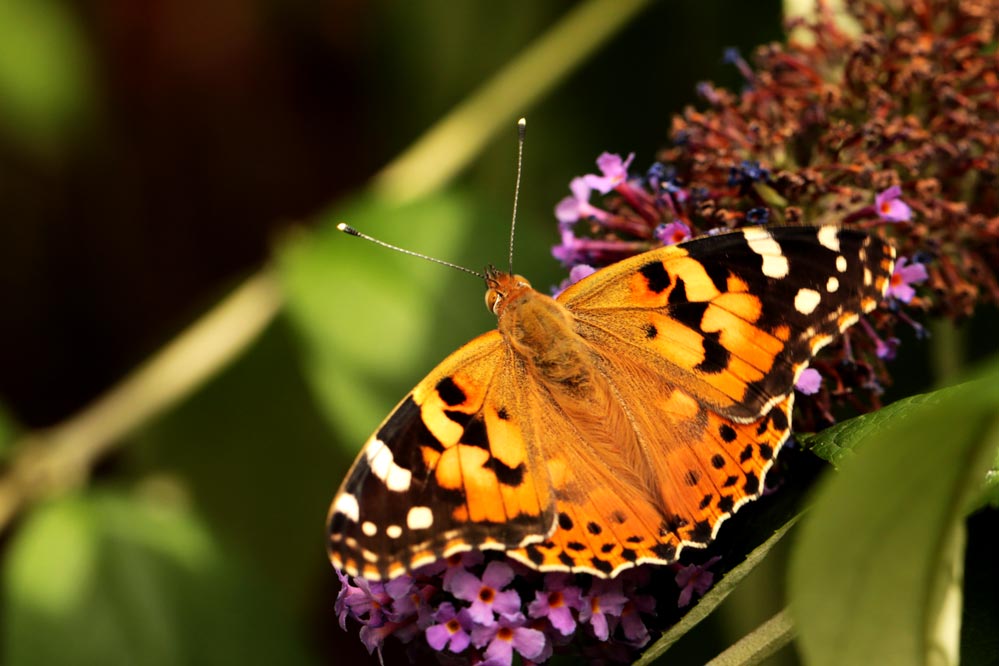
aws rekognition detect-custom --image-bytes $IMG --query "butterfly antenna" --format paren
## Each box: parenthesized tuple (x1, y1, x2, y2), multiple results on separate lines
(336, 223, 485, 279)
(508, 117, 526, 275)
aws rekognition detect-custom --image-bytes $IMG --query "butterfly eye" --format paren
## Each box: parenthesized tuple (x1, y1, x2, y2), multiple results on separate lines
(485, 289, 502, 314)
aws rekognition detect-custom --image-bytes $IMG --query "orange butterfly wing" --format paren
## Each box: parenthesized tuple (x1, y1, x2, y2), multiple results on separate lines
(328, 225, 895, 580)
(327, 331, 560, 580)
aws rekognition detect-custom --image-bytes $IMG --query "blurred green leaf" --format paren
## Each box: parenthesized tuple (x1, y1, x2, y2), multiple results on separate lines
(129, 318, 345, 617)
(278, 191, 495, 448)
(0, 0, 96, 153)
(2, 492, 313, 666)
(0, 403, 17, 461)
(790, 369, 999, 666)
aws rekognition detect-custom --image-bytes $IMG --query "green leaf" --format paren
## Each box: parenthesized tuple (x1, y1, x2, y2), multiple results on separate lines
(701, 609, 797, 666)
(278, 191, 497, 448)
(799, 388, 963, 469)
(0, 0, 96, 153)
(2, 492, 313, 666)
(0, 403, 17, 462)
(789, 369, 999, 666)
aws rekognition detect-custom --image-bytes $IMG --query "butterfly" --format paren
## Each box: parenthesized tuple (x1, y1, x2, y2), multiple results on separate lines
(327, 225, 895, 581)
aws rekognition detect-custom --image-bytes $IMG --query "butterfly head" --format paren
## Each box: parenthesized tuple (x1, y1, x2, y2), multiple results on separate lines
(484, 267, 533, 316)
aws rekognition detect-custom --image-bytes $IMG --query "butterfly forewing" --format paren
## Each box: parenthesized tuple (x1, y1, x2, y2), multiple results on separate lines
(327, 331, 557, 580)
(560, 226, 895, 420)
(328, 225, 895, 580)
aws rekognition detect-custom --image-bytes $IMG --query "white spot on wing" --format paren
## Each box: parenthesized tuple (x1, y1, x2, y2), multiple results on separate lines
(795, 288, 822, 315)
(333, 493, 360, 522)
(742, 227, 789, 279)
(386, 525, 402, 539)
(362, 521, 377, 537)
(836, 255, 848, 272)
(827, 276, 839, 292)
(817, 226, 840, 252)
(365, 437, 413, 492)
(407, 506, 434, 530)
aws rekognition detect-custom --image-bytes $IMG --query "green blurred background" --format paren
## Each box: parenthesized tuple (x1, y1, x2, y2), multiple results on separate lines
(6, 0, 948, 664)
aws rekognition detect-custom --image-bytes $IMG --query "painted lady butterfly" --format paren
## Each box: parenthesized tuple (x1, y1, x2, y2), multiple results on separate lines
(327, 225, 894, 581)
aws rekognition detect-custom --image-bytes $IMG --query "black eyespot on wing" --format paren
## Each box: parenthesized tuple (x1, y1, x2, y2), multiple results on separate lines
(461, 416, 489, 449)
(697, 330, 730, 374)
(688, 520, 713, 544)
(483, 458, 525, 486)
(668, 276, 689, 305)
(436, 377, 466, 406)
(769, 407, 788, 431)
(592, 558, 614, 574)
(639, 261, 672, 293)
(525, 545, 544, 565)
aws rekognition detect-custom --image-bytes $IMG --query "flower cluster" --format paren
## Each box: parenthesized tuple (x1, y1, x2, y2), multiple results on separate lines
(553, 0, 998, 429)
(336, 552, 724, 664)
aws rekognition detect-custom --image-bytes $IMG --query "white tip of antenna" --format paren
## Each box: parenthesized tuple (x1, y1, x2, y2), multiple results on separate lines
(336, 222, 354, 233)
(518, 117, 526, 127)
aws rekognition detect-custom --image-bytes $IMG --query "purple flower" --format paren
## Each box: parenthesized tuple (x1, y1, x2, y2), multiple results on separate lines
(887, 256, 928, 303)
(579, 579, 628, 641)
(655, 221, 692, 245)
(415, 550, 485, 589)
(858, 316, 899, 360)
(618, 600, 652, 647)
(335, 569, 389, 629)
(874, 185, 912, 222)
(425, 603, 474, 653)
(675, 556, 721, 608)
(471, 613, 547, 666)
(795, 367, 823, 395)
(722, 46, 756, 81)
(745, 207, 770, 224)
(555, 177, 609, 226)
(552, 264, 597, 297)
(527, 573, 584, 636)
(358, 621, 401, 655)
(448, 561, 522, 625)
(584, 152, 635, 194)
(728, 160, 771, 193)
